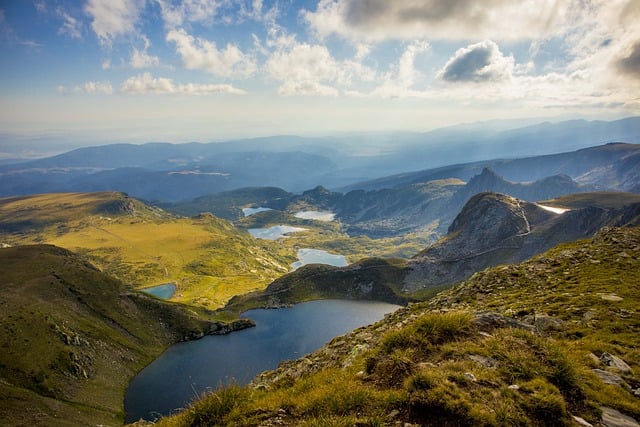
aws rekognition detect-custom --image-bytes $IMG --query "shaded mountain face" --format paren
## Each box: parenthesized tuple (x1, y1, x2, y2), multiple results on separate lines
(0, 244, 243, 426)
(403, 192, 640, 292)
(224, 192, 640, 311)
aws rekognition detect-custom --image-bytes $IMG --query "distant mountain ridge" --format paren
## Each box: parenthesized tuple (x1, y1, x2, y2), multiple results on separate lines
(0, 118, 638, 202)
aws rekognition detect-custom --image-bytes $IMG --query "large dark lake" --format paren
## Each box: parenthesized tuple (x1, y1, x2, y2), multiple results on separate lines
(124, 299, 400, 422)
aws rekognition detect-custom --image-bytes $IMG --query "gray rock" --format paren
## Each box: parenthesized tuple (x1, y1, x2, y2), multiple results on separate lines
(601, 352, 632, 373)
(468, 354, 498, 368)
(464, 372, 477, 382)
(601, 407, 639, 427)
(572, 415, 593, 426)
(592, 369, 625, 386)
(532, 314, 565, 331)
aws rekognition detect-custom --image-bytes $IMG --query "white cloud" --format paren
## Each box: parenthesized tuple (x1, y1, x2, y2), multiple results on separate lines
(438, 40, 514, 83)
(84, 0, 144, 45)
(155, 0, 222, 28)
(34, 2, 47, 14)
(266, 43, 339, 93)
(166, 28, 256, 78)
(120, 72, 247, 95)
(57, 9, 82, 39)
(58, 81, 113, 95)
(102, 59, 111, 69)
(264, 29, 377, 96)
(370, 41, 429, 97)
(130, 36, 160, 68)
(304, 0, 573, 43)
(79, 81, 114, 94)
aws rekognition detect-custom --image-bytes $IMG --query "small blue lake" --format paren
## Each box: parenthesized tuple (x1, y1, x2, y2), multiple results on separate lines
(124, 299, 399, 422)
(141, 283, 176, 299)
(242, 207, 272, 217)
(291, 248, 348, 270)
(294, 210, 335, 221)
(248, 225, 307, 240)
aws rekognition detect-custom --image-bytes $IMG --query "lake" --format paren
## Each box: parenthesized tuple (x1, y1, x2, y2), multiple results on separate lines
(242, 207, 272, 217)
(141, 283, 176, 299)
(124, 299, 400, 422)
(294, 210, 336, 221)
(248, 225, 307, 240)
(291, 248, 348, 270)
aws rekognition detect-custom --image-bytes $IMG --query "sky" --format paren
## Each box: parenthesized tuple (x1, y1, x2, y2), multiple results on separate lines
(0, 0, 639, 154)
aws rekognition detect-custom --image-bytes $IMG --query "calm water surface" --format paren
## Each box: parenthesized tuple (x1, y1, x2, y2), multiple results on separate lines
(141, 283, 176, 299)
(248, 225, 307, 240)
(291, 248, 348, 270)
(294, 210, 336, 221)
(124, 299, 399, 422)
(242, 207, 272, 216)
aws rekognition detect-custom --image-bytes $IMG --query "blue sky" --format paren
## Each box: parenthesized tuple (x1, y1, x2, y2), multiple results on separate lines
(0, 0, 639, 153)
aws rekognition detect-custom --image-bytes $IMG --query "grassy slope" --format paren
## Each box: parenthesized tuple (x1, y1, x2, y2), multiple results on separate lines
(0, 244, 231, 426)
(0, 192, 293, 309)
(152, 226, 640, 427)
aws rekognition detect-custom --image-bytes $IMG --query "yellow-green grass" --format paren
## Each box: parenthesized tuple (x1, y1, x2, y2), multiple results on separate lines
(0, 193, 294, 309)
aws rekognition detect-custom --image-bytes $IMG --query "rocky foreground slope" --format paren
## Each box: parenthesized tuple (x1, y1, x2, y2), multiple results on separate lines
(152, 226, 640, 426)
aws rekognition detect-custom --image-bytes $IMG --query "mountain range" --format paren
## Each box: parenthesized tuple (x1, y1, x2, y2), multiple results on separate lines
(1, 118, 639, 202)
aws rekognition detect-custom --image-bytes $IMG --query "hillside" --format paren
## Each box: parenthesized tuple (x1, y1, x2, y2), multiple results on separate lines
(151, 226, 640, 427)
(0, 244, 252, 426)
(0, 192, 293, 309)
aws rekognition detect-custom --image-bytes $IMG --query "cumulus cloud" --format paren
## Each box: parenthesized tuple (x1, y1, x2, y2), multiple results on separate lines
(166, 28, 256, 78)
(120, 72, 246, 95)
(130, 36, 160, 68)
(263, 25, 377, 96)
(304, 0, 572, 42)
(266, 43, 340, 95)
(155, 0, 222, 28)
(438, 40, 514, 83)
(84, 0, 144, 45)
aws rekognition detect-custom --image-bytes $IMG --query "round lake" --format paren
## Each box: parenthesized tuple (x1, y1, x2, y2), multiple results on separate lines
(124, 299, 400, 422)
